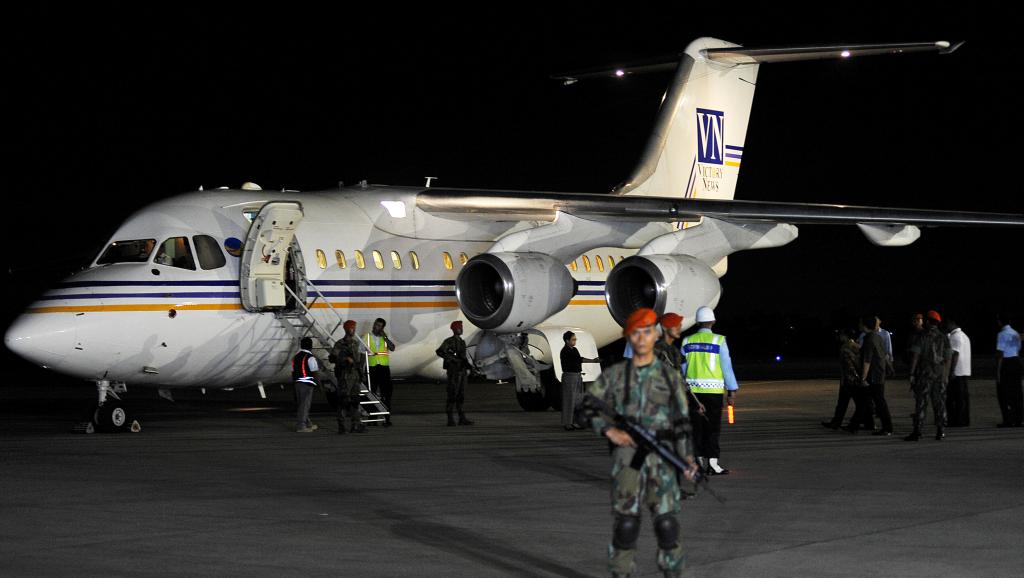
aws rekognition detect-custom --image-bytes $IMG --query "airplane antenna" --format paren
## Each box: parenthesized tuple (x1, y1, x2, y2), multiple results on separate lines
(425, 177, 438, 188)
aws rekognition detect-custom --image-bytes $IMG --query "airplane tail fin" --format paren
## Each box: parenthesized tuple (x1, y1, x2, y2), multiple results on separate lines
(613, 39, 957, 201)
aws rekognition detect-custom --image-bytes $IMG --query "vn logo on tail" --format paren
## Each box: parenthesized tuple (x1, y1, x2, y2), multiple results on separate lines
(696, 108, 725, 165)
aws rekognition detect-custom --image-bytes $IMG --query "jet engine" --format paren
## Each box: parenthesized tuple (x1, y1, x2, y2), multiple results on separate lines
(605, 255, 721, 327)
(456, 253, 576, 333)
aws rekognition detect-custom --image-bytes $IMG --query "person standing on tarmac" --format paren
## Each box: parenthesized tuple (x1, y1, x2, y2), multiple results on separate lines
(823, 328, 867, 431)
(579, 308, 699, 578)
(906, 310, 953, 441)
(995, 314, 1023, 428)
(944, 318, 972, 427)
(681, 306, 739, 476)
(365, 318, 396, 426)
(330, 320, 366, 434)
(859, 314, 894, 436)
(292, 337, 320, 433)
(436, 321, 475, 427)
(560, 331, 600, 431)
(656, 312, 706, 421)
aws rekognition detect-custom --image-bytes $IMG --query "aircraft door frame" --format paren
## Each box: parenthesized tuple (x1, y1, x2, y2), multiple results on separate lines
(239, 201, 305, 312)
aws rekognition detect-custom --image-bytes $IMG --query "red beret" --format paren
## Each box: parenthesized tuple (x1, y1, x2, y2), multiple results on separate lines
(343, 320, 357, 331)
(660, 312, 683, 329)
(927, 310, 941, 323)
(623, 308, 658, 335)
(451, 320, 463, 330)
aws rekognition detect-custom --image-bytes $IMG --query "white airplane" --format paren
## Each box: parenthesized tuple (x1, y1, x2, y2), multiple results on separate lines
(5, 38, 1022, 431)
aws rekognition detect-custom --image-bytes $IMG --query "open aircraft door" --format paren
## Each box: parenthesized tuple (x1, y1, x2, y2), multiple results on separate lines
(239, 201, 305, 312)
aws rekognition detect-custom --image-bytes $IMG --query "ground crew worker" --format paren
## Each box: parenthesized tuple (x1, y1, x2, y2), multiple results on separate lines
(580, 308, 698, 578)
(330, 320, 366, 434)
(292, 337, 320, 433)
(681, 306, 738, 475)
(436, 321, 474, 426)
(366, 318, 396, 426)
(906, 310, 952, 441)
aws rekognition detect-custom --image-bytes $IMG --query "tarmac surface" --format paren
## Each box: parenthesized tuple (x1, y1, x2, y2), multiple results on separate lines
(2, 375, 1023, 576)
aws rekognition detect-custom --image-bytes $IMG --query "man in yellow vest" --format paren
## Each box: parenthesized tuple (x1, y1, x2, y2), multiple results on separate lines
(681, 306, 739, 475)
(366, 318, 396, 426)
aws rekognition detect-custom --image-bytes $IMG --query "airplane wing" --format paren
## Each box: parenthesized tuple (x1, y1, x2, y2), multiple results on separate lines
(417, 189, 1024, 227)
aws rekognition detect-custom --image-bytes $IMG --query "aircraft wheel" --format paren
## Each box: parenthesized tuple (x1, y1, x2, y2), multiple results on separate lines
(542, 368, 563, 411)
(515, 385, 550, 412)
(93, 402, 130, 433)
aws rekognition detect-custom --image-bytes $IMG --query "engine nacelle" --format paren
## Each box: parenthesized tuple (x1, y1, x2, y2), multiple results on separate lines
(456, 252, 576, 332)
(605, 255, 721, 327)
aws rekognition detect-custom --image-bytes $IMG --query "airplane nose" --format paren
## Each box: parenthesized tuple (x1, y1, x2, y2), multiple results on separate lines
(4, 311, 78, 369)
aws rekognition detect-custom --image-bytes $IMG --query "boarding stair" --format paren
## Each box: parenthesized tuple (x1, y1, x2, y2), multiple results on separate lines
(276, 281, 390, 423)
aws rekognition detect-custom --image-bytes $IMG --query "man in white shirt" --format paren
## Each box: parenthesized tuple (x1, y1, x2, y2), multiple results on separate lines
(996, 315, 1022, 428)
(944, 319, 971, 427)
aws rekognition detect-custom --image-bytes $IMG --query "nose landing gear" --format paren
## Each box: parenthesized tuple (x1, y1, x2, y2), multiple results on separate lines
(81, 380, 139, 433)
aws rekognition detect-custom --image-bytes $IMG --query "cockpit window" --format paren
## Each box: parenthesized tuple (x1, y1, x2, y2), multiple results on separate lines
(154, 237, 196, 270)
(193, 235, 227, 270)
(96, 239, 156, 264)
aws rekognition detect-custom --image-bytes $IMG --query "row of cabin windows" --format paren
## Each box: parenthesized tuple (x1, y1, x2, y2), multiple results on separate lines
(568, 254, 625, 273)
(313, 249, 471, 271)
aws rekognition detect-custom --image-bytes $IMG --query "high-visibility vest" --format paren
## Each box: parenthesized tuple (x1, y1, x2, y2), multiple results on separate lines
(365, 333, 390, 367)
(682, 332, 726, 394)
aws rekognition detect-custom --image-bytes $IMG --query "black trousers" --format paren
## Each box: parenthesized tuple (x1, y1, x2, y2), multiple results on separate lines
(849, 385, 875, 431)
(997, 357, 1023, 426)
(946, 376, 970, 427)
(692, 393, 724, 460)
(370, 364, 393, 423)
(868, 381, 893, 432)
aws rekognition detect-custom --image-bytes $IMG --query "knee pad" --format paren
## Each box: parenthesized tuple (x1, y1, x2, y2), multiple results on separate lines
(653, 514, 680, 550)
(612, 515, 641, 550)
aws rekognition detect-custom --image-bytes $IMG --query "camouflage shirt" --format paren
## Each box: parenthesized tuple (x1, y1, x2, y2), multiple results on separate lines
(910, 326, 952, 382)
(436, 335, 470, 372)
(654, 338, 685, 372)
(330, 336, 365, 387)
(586, 358, 693, 459)
(839, 340, 861, 386)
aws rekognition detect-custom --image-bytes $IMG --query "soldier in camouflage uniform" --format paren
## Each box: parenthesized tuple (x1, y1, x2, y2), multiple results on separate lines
(329, 320, 366, 434)
(436, 320, 474, 426)
(906, 310, 952, 441)
(581, 308, 698, 578)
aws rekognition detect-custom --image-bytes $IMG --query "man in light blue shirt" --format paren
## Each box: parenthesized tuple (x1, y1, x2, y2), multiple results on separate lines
(995, 315, 1022, 427)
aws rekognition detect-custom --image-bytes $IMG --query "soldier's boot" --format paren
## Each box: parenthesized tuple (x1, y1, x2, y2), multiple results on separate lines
(903, 430, 921, 441)
(935, 426, 945, 440)
(458, 408, 474, 426)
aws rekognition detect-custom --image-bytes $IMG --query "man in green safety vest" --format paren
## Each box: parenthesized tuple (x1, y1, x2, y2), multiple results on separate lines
(681, 306, 739, 475)
(365, 318, 396, 426)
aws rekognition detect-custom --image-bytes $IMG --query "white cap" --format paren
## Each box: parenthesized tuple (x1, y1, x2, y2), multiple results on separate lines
(695, 306, 716, 323)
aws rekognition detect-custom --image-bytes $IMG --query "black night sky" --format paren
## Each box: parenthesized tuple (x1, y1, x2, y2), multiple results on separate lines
(3, 5, 1018, 368)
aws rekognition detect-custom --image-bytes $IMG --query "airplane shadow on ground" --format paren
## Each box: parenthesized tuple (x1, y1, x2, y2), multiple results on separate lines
(381, 509, 595, 578)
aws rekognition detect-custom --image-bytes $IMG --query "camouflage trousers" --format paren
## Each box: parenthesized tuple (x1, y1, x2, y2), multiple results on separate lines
(913, 379, 946, 431)
(609, 447, 684, 576)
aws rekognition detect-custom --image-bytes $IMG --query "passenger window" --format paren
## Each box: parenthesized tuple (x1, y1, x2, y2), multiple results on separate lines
(459, 252, 469, 265)
(316, 249, 327, 270)
(442, 252, 453, 270)
(608, 255, 615, 267)
(97, 239, 156, 264)
(192, 235, 226, 270)
(569, 260, 577, 272)
(355, 250, 366, 269)
(582, 255, 591, 272)
(336, 250, 347, 269)
(372, 250, 384, 270)
(390, 251, 402, 269)
(154, 237, 196, 270)
(595, 255, 605, 272)
(410, 251, 420, 270)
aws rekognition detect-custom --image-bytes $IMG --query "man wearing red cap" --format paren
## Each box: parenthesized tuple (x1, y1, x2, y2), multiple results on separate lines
(906, 310, 953, 441)
(580, 308, 698, 577)
(436, 321, 474, 426)
(329, 320, 367, 434)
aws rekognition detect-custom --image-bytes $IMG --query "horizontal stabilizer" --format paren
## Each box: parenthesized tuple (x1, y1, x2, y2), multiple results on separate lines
(703, 41, 960, 65)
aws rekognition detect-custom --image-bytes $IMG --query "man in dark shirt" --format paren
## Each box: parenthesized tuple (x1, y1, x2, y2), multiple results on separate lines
(560, 331, 599, 430)
(860, 314, 894, 435)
